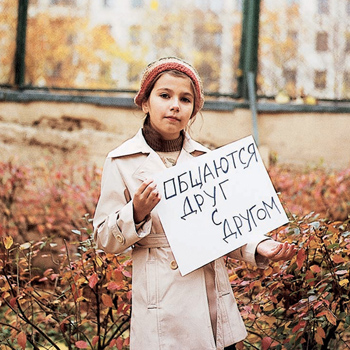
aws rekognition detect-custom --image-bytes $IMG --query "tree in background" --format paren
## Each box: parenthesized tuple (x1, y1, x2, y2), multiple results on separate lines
(259, 1, 301, 98)
(0, 0, 18, 85)
(25, 13, 132, 89)
(142, 2, 241, 95)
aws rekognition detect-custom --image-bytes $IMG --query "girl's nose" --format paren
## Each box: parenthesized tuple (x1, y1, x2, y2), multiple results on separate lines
(170, 98, 180, 112)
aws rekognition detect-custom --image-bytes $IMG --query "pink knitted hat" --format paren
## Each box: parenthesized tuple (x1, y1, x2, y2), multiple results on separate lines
(134, 57, 204, 117)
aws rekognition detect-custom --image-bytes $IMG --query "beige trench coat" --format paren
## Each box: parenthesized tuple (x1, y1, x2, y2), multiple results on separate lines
(93, 129, 268, 350)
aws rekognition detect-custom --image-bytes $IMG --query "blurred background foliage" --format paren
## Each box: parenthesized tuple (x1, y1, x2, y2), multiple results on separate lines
(1, 0, 350, 100)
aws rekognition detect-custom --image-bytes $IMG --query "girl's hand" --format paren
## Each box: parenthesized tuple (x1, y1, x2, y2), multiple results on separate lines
(133, 179, 161, 223)
(256, 240, 297, 262)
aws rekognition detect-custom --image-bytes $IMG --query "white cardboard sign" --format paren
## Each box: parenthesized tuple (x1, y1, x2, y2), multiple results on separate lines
(154, 135, 288, 276)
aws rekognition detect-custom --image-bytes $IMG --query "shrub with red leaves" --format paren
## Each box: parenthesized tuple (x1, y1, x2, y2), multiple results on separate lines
(1, 160, 350, 349)
(269, 165, 350, 221)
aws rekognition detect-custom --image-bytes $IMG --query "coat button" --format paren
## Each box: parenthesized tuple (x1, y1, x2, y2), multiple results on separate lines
(170, 260, 178, 270)
(115, 234, 125, 245)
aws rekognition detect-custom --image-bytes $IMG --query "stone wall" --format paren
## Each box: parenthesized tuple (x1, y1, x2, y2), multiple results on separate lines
(1, 100, 349, 169)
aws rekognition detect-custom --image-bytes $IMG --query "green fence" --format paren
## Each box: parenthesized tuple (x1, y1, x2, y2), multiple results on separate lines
(1, 0, 350, 101)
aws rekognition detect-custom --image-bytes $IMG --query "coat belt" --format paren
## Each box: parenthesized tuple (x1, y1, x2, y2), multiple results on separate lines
(134, 234, 170, 248)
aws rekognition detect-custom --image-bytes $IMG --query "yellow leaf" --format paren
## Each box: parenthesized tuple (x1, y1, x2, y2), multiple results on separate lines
(76, 277, 86, 285)
(260, 315, 277, 326)
(3, 236, 13, 250)
(76, 297, 89, 302)
(339, 279, 349, 287)
(2, 292, 10, 299)
(229, 274, 237, 282)
(95, 255, 103, 267)
(309, 240, 319, 249)
(1, 345, 12, 350)
(263, 303, 274, 312)
(263, 267, 273, 277)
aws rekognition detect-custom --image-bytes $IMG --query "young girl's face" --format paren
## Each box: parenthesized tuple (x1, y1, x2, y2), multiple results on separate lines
(142, 72, 195, 140)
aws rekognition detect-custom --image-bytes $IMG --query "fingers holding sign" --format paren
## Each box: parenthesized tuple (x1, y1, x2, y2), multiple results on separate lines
(133, 179, 161, 224)
(257, 240, 297, 262)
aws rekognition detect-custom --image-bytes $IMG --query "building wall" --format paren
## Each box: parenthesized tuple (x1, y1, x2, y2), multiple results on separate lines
(260, 0, 350, 99)
(0, 100, 349, 170)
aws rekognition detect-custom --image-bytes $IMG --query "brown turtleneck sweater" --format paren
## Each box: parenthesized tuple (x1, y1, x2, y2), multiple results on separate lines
(142, 116, 183, 167)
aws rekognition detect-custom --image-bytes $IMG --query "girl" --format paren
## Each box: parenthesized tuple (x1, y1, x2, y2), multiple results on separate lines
(93, 57, 296, 350)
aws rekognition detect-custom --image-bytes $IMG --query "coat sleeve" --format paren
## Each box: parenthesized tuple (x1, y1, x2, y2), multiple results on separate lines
(227, 237, 270, 269)
(93, 157, 152, 254)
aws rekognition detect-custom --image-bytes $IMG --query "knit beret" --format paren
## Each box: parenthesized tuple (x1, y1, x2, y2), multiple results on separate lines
(134, 57, 204, 117)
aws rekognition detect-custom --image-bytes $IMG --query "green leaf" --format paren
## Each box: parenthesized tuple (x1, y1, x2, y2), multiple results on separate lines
(327, 243, 340, 249)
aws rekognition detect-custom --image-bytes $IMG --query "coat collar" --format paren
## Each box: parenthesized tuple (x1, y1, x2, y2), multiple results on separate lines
(107, 128, 209, 159)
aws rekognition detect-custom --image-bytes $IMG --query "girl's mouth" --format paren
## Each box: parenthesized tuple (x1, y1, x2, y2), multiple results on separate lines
(165, 116, 180, 122)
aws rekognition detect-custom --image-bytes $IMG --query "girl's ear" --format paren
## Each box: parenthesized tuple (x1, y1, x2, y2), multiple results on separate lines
(142, 101, 149, 114)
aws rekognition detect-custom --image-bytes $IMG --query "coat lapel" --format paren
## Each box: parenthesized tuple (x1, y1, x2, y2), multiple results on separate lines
(108, 128, 210, 181)
(133, 151, 166, 181)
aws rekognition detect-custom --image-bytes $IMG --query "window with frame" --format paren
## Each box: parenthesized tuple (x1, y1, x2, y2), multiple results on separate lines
(346, 32, 350, 52)
(195, 0, 210, 11)
(314, 70, 327, 89)
(50, 0, 76, 5)
(210, 0, 223, 13)
(67, 34, 76, 45)
(344, 72, 350, 92)
(194, 22, 222, 52)
(159, 0, 171, 10)
(51, 62, 62, 78)
(131, 0, 143, 8)
(283, 68, 297, 96)
(103, 0, 116, 7)
(130, 25, 141, 45)
(155, 25, 172, 48)
(316, 32, 328, 51)
(287, 30, 298, 42)
(317, 0, 329, 14)
(283, 69, 297, 85)
(214, 32, 222, 47)
(128, 64, 139, 84)
(287, 30, 298, 51)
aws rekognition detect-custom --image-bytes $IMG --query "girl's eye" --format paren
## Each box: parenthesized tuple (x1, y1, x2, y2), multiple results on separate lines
(181, 97, 192, 103)
(160, 93, 169, 99)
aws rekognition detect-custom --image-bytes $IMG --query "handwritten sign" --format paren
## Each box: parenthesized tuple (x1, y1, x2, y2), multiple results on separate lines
(154, 135, 288, 276)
